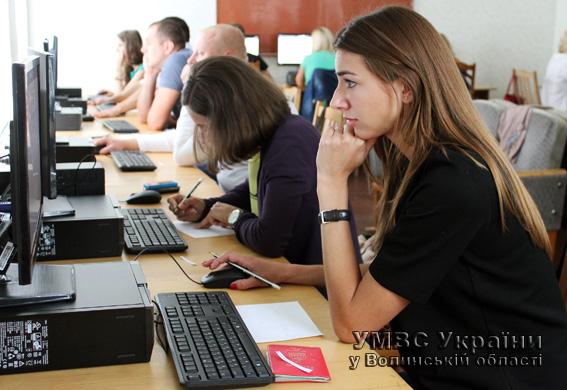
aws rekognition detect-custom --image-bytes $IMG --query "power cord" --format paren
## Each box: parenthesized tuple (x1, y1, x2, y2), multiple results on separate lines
(73, 153, 98, 196)
(132, 246, 203, 286)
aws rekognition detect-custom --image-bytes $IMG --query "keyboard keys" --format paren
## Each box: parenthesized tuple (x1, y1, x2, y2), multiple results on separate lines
(111, 151, 156, 171)
(102, 120, 140, 134)
(155, 291, 273, 388)
(122, 208, 188, 253)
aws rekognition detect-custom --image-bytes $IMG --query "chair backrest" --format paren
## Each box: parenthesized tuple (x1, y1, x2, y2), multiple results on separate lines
(514, 68, 542, 105)
(313, 104, 344, 132)
(300, 69, 338, 121)
(473, 99, 567, 170)
(281, 86, 302, 113)
(312, 100, 326, 127)
(456, 60, 476, 95)
(473, 100, 503, 139)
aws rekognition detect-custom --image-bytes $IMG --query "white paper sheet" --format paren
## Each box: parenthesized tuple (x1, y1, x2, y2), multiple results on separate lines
(173, 221, 235, 238)
(236, 301, 322, 343)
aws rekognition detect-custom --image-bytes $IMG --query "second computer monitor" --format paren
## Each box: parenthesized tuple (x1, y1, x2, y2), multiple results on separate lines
(28, 48, 57, 199)
(244, 35, 260, 56)
(277, 33, 312, 65)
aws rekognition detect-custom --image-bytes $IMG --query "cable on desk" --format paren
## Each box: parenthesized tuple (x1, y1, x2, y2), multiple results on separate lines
(152, 299, 170, 353)
(132, 246, 203, 286)
(74, 153, 98, 196)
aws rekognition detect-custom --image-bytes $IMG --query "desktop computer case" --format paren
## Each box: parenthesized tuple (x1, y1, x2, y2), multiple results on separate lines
(0, 261, 154, 374)
(37, 195, 123, 260)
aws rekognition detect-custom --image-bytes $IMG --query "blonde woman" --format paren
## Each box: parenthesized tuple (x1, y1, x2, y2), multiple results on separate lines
(295, 27, 335, 89)
(205, 7, 567, 388)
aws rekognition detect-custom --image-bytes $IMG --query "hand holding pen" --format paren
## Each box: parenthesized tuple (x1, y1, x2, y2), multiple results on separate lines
(167, 178, 205, 221)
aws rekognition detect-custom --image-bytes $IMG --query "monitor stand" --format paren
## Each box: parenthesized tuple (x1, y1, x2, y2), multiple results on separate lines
(0, 263, 76, 308)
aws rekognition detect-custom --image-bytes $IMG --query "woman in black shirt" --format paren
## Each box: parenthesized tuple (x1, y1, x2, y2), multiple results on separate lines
(204, 7, 567, 389)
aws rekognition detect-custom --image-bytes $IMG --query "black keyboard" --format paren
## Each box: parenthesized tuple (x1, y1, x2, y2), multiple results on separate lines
(155, 291, 274, 389)
(122, 208, 187, 253)
(102, 119, 139, 134)
(111, 151, 156, 171)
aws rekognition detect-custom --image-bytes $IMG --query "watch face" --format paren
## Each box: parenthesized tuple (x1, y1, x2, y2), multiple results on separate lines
(228, 209, 241, 225)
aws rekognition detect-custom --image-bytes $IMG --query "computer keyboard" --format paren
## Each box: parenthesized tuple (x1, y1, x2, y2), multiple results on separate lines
(155, 291, 274, 389)
(96, 102, 116, 111)
(102, 119, 140, 134)
(111, 150, 157, 171)
(122, 208, 188, 253)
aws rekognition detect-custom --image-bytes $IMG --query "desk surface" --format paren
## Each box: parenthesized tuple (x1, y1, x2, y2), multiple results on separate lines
(2, 114, 409, 389)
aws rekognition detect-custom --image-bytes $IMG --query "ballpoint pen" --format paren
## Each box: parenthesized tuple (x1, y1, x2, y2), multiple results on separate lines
(209, 251, 282, 290)
(173, 178, 203, 213)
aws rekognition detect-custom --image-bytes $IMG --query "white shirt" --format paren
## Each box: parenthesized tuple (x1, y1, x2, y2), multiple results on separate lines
(134, 102, 298, 192)
(542, 53, 567, 111)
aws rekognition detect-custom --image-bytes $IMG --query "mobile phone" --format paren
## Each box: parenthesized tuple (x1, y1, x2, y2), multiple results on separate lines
(144, 180, 179, 192)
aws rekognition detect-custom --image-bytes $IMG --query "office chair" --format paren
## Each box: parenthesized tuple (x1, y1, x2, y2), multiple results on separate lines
(300, 69, 338, 122)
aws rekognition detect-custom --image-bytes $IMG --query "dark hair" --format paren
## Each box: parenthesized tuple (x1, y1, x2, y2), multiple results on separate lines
(117, 30, 143, 85)
(183, 56, 290, 171)
(231, 23, 245, 34)
(153, 16, 190, 50)
(335, 6, 549, 256)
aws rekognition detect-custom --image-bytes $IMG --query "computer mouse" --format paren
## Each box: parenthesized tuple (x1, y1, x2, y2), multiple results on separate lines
(201, 265, 249, 289)
(126, 190, 162, 205)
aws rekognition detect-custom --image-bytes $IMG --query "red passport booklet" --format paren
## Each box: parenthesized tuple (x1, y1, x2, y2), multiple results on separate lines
(267, 344, 331, 383)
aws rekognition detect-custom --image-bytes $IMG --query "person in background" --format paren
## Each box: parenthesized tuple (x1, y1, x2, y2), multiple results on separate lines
(137, 16, 191, 130)
(231, 23, 273, 81)
(542, 30, 567, 110)
(168, 56, 360, 266)
(294, 26, 335, 89)
(203, 7, 567, 389)
(91, 30, 144, 118)
(95, 24, 252, 192)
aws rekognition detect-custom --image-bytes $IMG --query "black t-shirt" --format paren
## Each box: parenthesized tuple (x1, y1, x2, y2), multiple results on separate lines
(369, 148, 567, 390)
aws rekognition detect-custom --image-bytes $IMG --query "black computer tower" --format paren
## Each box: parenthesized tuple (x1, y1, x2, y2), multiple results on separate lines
(0, 261, 154, 374)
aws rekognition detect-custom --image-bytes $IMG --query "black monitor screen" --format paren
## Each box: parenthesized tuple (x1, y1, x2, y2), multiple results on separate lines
(28, 48, 57, 199)
(10, 56, 43, 285)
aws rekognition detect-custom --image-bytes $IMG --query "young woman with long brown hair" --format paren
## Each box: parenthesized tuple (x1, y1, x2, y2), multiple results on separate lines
(91, 30, 144, 117)
(204, 7, 567, 389)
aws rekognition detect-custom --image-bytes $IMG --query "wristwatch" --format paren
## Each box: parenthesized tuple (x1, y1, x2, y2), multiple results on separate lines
(228, 208, 243, 227)
(318, 209, 351, 224)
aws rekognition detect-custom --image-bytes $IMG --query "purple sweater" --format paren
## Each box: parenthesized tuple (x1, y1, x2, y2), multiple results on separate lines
(202, 114, 360, 265)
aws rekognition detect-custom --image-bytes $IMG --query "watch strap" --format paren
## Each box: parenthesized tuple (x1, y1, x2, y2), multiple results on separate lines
(318, 209, 351, 224)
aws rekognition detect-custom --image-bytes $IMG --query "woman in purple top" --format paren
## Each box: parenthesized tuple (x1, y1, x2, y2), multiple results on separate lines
(168, 56, 359, 268)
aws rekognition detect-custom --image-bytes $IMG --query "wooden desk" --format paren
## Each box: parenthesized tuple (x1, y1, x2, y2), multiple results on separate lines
(472, 85, 497, 100)
(1, 114, 409, 389)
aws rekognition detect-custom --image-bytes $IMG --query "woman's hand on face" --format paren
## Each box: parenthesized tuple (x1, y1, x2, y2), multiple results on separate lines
(316, 121, 376, 182)
(197, 202, 237, 228)
(167, 195, 205, 222)
(202, 251, 286, 290)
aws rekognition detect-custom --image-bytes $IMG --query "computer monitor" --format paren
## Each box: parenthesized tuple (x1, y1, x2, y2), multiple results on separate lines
(10, 56, 43, 285)
(277, 33, 312, 65)
(0, 56, 75, 308)
(28, 48, 57, 199)
(43, 36, 58, 88)
(245, 35, 260, 56)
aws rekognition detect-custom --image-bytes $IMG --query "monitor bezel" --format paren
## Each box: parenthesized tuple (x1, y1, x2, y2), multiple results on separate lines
(10, 56, 44, 285)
